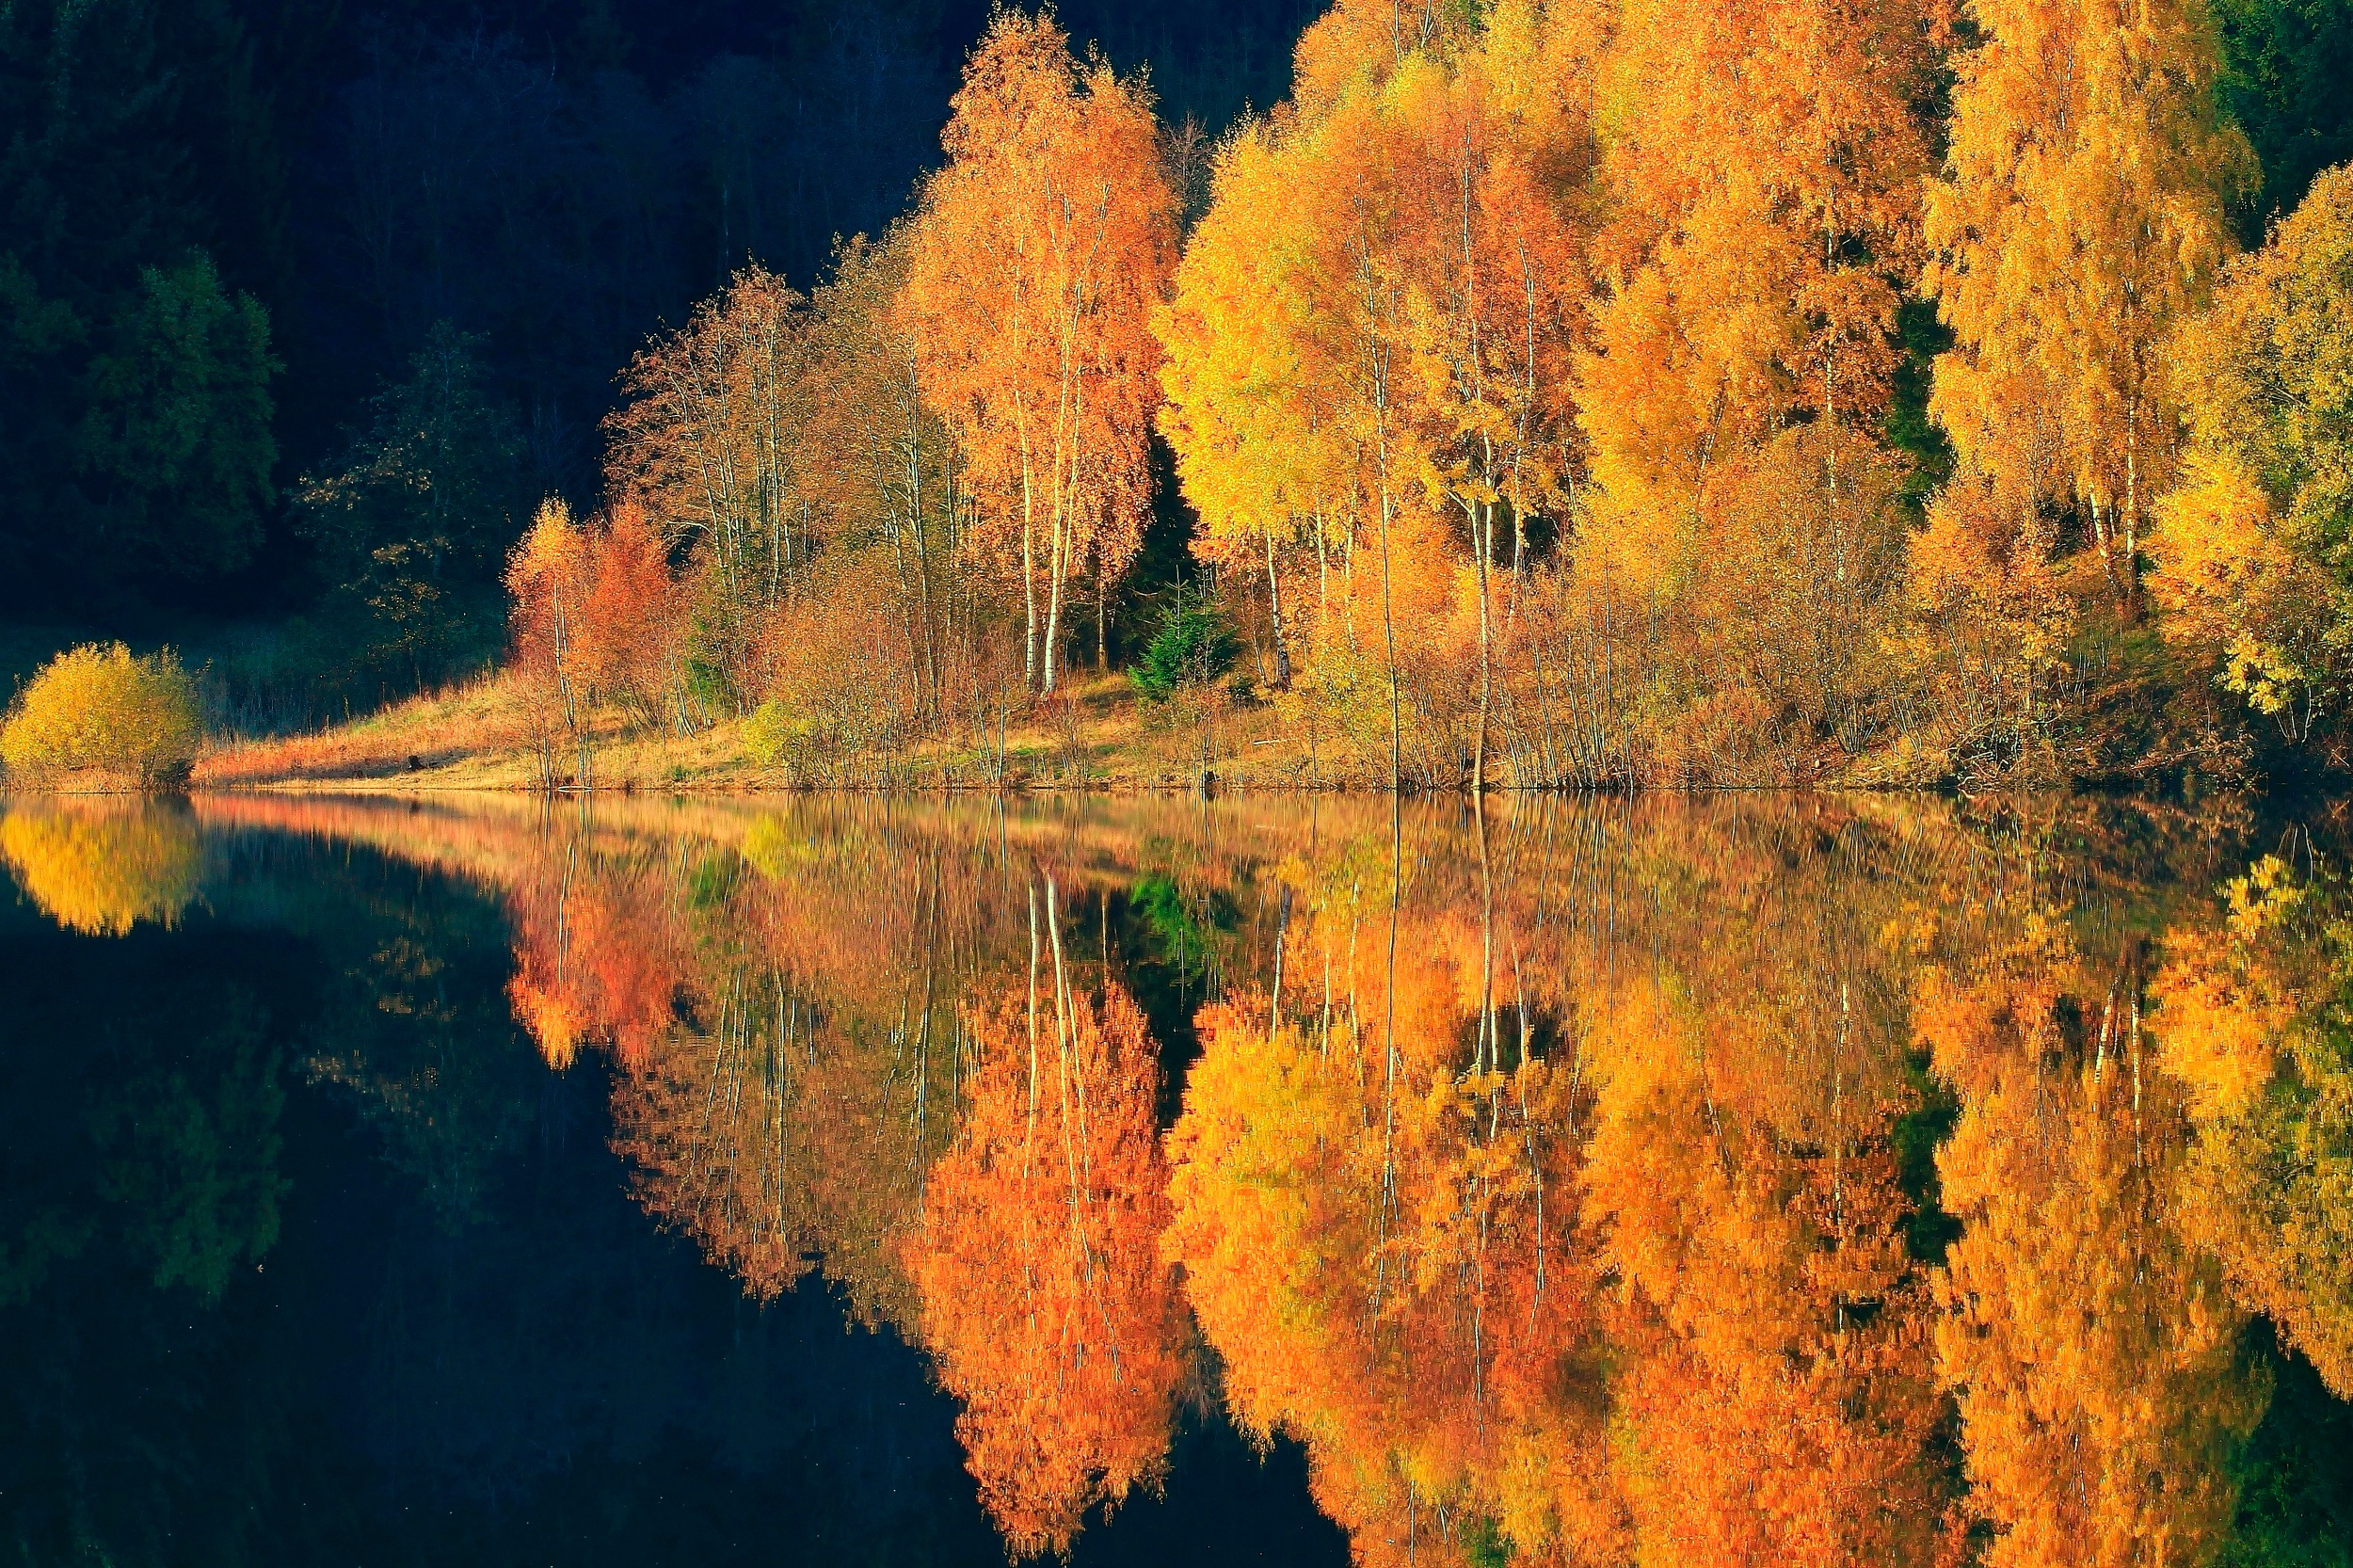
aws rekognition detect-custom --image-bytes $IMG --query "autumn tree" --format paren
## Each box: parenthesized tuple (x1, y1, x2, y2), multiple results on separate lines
(1923, 0, 2253, 613)
(574, 500, 686, 735)
(0, 642, 202, 790)
(606, 266, 808, 705)
(1570, 0, 1932, 774)
(902, 10, 1178, 696)
(1159, 0, 1602, 789)
(800, 232, 975, 732)
(2148, 163, 2353, 731)
(504, 498, 593, 790)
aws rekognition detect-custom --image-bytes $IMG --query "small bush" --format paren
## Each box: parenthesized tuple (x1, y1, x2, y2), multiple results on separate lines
(2, 643, 202, 789)
(742, 696, 821, 768)
(1128, 584, 1239, 703)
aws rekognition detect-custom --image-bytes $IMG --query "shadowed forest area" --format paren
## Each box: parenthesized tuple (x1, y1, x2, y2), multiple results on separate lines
(0, 0, 1316, 711)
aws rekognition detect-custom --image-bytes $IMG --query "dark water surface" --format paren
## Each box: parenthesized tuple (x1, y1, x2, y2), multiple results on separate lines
(4, 792, 2351, 1566)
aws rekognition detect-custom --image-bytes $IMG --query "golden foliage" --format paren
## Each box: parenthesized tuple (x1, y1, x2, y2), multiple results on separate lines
(182, 786, 2353, 1561)
(902, 10, 1177, 696)
(1923, 906, 2267, 1567)
(2, 642, 202, 790)
(904, 891, 1182, 1557)
(1925, 0, 2251, 584)
(2156, 853, 2353, 1400)
(0, 798, 202, 936)
(2150, 163, 2353, 724)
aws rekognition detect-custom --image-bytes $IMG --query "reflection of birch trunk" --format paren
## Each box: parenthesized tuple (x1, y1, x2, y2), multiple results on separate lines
(1027, 880, 1041, 1156)
(1375, 794, 1401, 1319)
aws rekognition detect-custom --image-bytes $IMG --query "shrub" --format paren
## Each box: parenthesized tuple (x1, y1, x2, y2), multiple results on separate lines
(2, 643, 203, 789)
(742, 696, 821, 768)
(1128, 584, 1239, 703)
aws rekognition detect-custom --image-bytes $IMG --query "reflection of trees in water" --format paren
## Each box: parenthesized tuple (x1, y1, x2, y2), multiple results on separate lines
(0, 797, 202, 936)
(1166, 801, 1958, 1566)
(2149, 852, 2353, 1449)
(905, 876, 1183, 1555)
(0, 913, 299, 1566)
(167, 793, 2353, 1564)
(1922, 898, 2265, 1566)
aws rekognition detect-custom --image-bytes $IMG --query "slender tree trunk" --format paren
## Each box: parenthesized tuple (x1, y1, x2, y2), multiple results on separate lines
(1265, 525, 1291, 689)
(1042, 479, 1068, 696)
(2089, 495, 2117, 597)
(1021, 446, 1039, 692)
(1472, 497, 1493, 795)
(1381, 491, 1401, 794)
(2123, 402, 2141, 613)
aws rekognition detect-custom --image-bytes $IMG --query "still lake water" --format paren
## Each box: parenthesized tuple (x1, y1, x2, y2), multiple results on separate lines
(5, 791, 2351, 1565)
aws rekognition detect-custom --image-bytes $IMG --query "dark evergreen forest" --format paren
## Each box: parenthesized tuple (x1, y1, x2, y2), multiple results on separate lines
(0, 0, 1316, 676)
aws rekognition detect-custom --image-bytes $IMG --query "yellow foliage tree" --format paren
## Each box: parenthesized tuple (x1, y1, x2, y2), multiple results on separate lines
(1924, 0, 2252, 604)
(1, 642, 202, 790)
(2149, 163, 2353, 731)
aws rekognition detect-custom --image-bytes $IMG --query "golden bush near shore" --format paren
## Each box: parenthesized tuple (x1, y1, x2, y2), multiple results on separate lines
(1, 642, 201, 789)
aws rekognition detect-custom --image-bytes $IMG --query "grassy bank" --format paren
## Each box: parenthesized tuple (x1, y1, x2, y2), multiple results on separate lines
(193, 672, 1367, 793)
(188, 616, 2285, 797)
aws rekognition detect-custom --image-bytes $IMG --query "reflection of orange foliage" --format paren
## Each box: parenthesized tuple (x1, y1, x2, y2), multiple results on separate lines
(2151, 925, 2289, 1119)
(0, 798, 201, 936)
(2154, 860, 2353, 1404)
(1577, 960, 1945, 1563)
(1588, 1079, 1944, 1564)
(1925, 924, 2264, 1568)
(503, 850, 685, 1074)
(1167, 890, 1621, 1568)
(178, 792, 2312, 1564)
(1169, 800, 2011, 1567)
(904, 913, 1180, 1558)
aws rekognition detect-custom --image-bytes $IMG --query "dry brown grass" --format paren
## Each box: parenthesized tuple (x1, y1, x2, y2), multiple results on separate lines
(196, 673, 529, 787)
(191, 666, 1356, 794)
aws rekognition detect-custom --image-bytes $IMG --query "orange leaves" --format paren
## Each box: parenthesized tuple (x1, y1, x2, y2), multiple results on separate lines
(1922, 905, 2267, 1568)
(2153, 923, 2292, 1120)
(903, 889, 1181, 1556)
(1165, 973, 1608, 1568)
(504, 497, 589, 695)
(185, 793, 2353, 1560)
(1924, 0, 2252, 580)
(501, 844, 686, 1076)
(1586, 0, 1931, 448)
(903, 11, 1178, 695)
(504, 495, 687, 742)
(577, 502, 683, 724)
(2153, 855, 2353, 1405)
